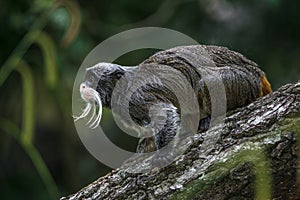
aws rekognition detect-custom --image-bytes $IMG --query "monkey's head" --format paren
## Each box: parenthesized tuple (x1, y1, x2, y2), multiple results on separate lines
(75, 62, 127, 129)
(82, 63, 126, 108)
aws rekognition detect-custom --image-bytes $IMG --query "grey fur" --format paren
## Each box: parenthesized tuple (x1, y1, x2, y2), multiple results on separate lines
(83, 45, 267, 154)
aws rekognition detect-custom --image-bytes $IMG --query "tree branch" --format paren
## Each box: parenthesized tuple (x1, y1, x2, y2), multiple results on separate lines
(61, 81, 300, 200)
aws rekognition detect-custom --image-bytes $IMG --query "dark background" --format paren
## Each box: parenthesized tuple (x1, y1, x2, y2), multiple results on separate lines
(0, 0, 299, 199)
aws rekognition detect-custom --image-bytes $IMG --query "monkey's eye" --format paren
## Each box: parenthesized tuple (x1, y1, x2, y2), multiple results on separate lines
(115, 72, 123, 80)
(88, 76, 95, 84)
(85, 74, 96, 88)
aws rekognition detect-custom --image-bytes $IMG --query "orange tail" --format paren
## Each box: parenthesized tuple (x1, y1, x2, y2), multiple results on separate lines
(260, 75, 272, 96)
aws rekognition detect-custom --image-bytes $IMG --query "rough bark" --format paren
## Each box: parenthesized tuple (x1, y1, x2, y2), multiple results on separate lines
(61, 81, 300, 200)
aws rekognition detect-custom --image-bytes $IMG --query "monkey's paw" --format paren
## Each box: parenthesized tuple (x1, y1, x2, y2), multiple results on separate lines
(198, 116, 211, 132)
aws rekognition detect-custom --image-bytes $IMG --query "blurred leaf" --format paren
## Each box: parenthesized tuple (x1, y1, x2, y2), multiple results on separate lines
(32, 0, 56, 13)
(29, 30, 58, 89)
(50, 7, 69, 29)
(267, 0, 280, 6)
(0, 3, 56, 88)
(0, 116, 60, 199)
(55, 0, 81, 48)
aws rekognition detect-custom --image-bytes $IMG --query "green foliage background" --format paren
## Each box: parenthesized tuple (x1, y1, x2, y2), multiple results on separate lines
(0, 0, 299, 199)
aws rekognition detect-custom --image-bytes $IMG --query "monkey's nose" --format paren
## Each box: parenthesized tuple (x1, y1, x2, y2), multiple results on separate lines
(80, 83, 94, 102)
(80, 83, 86, 93)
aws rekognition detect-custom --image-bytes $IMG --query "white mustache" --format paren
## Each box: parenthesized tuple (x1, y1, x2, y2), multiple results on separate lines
(73, 83, 103, 129)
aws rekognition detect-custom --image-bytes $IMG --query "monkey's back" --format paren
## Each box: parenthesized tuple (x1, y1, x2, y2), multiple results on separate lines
(141, 45, 271, 115)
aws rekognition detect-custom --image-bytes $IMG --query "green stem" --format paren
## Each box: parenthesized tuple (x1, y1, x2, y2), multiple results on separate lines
(31, 31, 58, 89)
(23, 141, 60, 199)
(0, 118, 60, 199)
(15, 59, 35, 145)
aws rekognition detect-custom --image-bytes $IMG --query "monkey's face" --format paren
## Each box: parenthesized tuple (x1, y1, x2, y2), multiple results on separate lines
(83, 63, 125, 108)
(74, 63, 125, 129)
